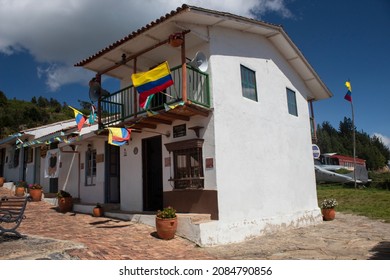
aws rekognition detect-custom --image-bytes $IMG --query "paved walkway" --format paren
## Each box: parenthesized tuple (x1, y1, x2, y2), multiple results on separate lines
(1, 187, 389, 260)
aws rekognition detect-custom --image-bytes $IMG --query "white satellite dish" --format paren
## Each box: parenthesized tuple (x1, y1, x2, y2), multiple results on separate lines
(188, 51, 208, 72)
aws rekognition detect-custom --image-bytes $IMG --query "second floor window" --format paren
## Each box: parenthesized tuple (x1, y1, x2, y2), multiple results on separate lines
(286, 88, 298, 116)
(240, 65, 258, 102)
(85, 149, 96, 186)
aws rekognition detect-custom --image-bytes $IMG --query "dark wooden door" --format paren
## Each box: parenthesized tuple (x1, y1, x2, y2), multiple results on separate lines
(142, 136, 163, 211)
(105, 142, 120, 203)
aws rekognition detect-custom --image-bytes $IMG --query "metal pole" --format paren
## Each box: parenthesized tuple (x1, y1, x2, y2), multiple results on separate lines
(351, 101, 357, 188)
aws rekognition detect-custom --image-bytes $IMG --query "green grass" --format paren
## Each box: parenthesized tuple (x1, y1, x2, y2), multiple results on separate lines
(317, 184, 390, 223)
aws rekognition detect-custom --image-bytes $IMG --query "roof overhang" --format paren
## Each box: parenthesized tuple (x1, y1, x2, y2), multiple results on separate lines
(0, 133, 31, 148)
(75, 4, 332, 101)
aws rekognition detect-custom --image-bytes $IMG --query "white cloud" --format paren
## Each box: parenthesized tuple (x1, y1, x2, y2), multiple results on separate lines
(0, 0, 292, 91)
(373, 133, 390, 149)
(37, 64, 93, 92)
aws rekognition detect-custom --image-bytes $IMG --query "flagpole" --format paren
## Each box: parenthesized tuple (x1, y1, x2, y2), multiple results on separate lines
(351, 100, 357, 189)
(344, 80, 357, 188)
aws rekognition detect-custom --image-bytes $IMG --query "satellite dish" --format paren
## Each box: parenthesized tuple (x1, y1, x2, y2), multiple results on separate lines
(89, 79, 110, 102)
(188, 51, 208, 72)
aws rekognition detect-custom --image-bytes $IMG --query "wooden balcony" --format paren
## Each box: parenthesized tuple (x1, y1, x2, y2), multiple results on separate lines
(100, 65, 210, 130)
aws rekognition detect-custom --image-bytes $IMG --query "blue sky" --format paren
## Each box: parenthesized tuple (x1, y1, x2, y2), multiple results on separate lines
(0, 0, 389, 147)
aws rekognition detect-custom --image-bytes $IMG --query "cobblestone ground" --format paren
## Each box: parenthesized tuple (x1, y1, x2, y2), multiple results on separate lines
(1, 187, 389, 260)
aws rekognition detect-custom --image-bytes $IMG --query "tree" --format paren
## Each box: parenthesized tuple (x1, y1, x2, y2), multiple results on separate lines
(316, 120, 390, 170)
(0, 91, 7, 107)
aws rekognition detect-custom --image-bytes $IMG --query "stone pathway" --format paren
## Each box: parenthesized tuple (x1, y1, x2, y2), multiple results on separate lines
(1, 187, 389, 260)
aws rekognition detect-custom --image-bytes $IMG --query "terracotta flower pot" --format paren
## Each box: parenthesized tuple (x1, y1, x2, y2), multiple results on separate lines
(93, 207, 104, 217)
(29, 189, 42, 201)
(155, 217, 177, 240)
(0, 177, 4, 187)
(322, 208, 336, 221)
(15, 186, 25, 197)
(58, 197, 73, 213)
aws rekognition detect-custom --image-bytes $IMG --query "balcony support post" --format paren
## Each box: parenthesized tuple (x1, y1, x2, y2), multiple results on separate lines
(95, 74, 103, 129)
(181, 34, 187, 103)
(133, 58, 138, 117)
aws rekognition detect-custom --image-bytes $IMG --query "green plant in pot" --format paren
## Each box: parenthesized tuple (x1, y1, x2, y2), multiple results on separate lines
(28, 183, 43, 201)
(320, 198, 338, 221)
(15, 180, 28, 196)
(155, 206, 177, 240)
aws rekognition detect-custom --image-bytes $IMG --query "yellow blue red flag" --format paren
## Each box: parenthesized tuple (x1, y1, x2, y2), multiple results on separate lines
(108, 127, 131, 146)
(131, 61, 173, 108)
(69, 106, 87, 131)
(344, 80, 352, 102)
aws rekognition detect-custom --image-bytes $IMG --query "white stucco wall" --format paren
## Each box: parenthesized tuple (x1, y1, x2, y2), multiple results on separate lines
(201, 26, 321, 244)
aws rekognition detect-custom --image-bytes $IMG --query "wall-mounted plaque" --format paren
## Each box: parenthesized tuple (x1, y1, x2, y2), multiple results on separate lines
(173, 124, 186, 138)
(96, 154, 104, 163)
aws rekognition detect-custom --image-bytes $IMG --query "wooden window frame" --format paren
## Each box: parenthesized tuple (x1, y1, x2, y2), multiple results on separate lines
(165, 139, 204, 189)
(85, 149, 97, 186)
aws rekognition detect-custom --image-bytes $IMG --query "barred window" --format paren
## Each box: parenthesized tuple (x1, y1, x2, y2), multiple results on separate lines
(165, 139, 204, 189)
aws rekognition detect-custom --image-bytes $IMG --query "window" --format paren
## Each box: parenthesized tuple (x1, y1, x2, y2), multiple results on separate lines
(12, 147, 20, 168)
(165, 139, 204, 189)
(240, 65, 258, 101)
(24, 147, 33, 164)
(286, 88, 298, 116)
(85, 149, 96, 185)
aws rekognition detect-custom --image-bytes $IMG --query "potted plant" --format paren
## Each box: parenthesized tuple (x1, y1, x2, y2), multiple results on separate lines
(155, 206, 177, 240)
(15, 180, 27, 196)
(57, 190, 73, 213)
(320, 198, 338, 221)
(92, 203, 104, 217)
(28, 183, 43, 201)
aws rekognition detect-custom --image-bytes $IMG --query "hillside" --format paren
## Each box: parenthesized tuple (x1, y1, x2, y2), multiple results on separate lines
(0, 90, 80, 138)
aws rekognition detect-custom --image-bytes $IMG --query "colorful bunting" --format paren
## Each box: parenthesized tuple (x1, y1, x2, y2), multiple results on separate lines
(108, 127, 131, 146)
(69, 106, 87, 131)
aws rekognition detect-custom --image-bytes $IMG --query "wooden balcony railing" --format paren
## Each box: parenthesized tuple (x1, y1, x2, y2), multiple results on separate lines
(100, 65, 210, 127)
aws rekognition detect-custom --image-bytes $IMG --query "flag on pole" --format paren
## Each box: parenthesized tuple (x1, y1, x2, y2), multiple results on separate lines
(344, 80, 352, 102)
(131, 61, 174, 108)
(108, 127, 131, 146)
(69, 106, 87, 131)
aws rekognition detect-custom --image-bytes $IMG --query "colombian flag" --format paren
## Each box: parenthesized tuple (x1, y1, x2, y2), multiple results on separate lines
(69, 106, 87, 131)
(108, 127, 131, 146)
(344, 80, 352, 102)
(131, 61, 173, 108)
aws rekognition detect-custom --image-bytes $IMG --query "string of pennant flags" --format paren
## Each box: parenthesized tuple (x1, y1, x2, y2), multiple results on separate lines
(16, 101, 184, 149)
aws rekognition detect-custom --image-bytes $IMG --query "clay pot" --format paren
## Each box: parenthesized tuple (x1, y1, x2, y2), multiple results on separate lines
(155, 217, 177, 240)
(15, 187, 25, 197)
(93, 206, 104, 217)
(322, 208, 336, 221)
(58, 197, 73, 213)
(29, 189, 42, 201)
(0, 177, 4, 187)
